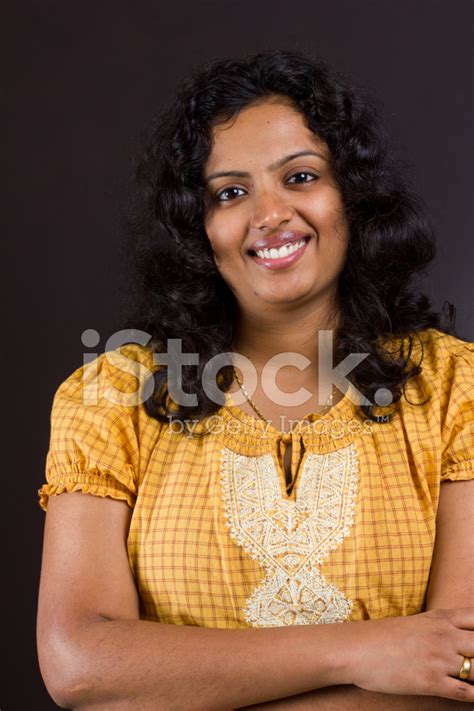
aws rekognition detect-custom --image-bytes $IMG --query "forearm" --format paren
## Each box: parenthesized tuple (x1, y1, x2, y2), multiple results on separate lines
(239, 685, 472, 709)
(48, 612, 474, 710)
(55, 617, 354, 710)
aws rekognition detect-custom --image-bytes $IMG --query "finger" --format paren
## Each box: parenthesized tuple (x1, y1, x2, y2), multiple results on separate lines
(445, 608, 474, 630)
(450, 654, 474, 683)
(455, 630, 474, 658)
(439, 676, 474, 703)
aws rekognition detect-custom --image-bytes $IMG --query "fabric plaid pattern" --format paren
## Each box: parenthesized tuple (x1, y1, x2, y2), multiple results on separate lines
(38, 328, 474, 627)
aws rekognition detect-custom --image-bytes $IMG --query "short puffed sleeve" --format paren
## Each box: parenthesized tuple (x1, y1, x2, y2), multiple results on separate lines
(38, 343, 157, 511)
(440, 340, 474, 481)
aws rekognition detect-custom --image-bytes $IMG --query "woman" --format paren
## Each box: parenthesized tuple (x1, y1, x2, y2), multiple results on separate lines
(37, 49, 474, 709)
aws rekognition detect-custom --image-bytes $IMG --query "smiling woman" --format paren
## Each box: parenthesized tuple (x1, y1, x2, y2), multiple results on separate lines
(203, 99, 349, 312)
(114, 49, 460, 428)
(36, 49, 474, 710)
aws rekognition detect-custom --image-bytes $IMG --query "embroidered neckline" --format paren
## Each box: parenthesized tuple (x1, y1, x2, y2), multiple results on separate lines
(220, 444, 359, 626)
(212, 380, 369, 454)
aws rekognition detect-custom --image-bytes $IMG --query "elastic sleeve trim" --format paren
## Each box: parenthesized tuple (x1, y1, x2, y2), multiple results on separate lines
(38, 471, 136, 511)
(440, 460, 474, 482)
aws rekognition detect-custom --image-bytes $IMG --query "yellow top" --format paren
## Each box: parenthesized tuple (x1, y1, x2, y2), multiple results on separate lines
(38, 328, 474, 627)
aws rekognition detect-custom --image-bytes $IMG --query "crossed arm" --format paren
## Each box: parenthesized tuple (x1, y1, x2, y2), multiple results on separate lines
(241, 478, 474, 709)
(37, 479, 474, 710)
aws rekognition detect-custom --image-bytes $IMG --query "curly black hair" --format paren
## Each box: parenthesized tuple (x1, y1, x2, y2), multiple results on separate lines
(119, 48, 456, 429)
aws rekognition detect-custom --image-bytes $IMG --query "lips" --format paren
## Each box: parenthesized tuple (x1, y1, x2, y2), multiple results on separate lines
(249, 236, 310, 271)
(247, 230, 311, 253)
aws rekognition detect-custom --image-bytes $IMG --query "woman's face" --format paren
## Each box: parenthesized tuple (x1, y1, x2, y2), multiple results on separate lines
(203, 97, 349, 314)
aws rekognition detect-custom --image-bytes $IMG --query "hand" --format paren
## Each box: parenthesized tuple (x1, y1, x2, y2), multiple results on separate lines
(348, 608, 474, 703)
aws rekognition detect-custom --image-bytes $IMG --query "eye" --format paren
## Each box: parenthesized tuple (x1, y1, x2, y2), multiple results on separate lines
(286, 171, 319, 185)
(214, 171, 319, 203)
(215, 186, 246, 202)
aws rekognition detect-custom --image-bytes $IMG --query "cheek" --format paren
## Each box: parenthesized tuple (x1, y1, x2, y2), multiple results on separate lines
(305, 187, 344, 220)
(209, 242, 223, 271)
(312, 194, 348, 238)
(307, 195, 349, 258)
(203, 218, 222, 264)
(206, 232, 225, 268)
(204, 231, 238, 281)
(205, 215, 243, 261)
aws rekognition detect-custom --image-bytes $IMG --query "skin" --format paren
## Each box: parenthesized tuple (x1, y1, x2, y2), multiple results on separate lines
(203, 96, 349, 416)
(36, 97, 474, 710)
(37, 488, 474, 710)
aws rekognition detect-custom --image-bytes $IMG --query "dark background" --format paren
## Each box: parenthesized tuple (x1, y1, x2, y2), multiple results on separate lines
(1, 1, 473, 708)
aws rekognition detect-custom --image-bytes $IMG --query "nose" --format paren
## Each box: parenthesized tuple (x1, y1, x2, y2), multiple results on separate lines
(251, 190, 294, 230)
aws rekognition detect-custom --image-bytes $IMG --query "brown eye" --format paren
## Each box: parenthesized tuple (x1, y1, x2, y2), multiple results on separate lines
(286, 171, 319, 184)
(215, 186, 246, 202)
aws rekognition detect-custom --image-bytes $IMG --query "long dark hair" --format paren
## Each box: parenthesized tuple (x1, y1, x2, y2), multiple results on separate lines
(119, 48, 456, 428)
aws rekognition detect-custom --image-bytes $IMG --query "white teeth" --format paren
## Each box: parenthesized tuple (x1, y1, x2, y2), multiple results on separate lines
(255, 239, 307, 260)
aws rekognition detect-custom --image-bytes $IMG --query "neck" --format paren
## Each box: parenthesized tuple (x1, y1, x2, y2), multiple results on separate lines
(232, 300, 341, 378)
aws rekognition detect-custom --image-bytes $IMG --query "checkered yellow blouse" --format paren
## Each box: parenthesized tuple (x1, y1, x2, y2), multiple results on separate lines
(38, 328, 474, 627)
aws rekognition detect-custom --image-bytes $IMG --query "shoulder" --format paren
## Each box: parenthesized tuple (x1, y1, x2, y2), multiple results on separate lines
(414, 328, 474, 396)
(54, 341, 159, 409)
(48, 341, 164, 459)
(383, 327, 474, 384)
(411, 330, 473, 457)
(376, 328, 473, 421)
(417, 327, 474, 363)
(40, 342, 164, 511)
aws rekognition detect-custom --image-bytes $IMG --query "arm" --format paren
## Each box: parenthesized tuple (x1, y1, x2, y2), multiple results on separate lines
(37, 491, 350, 710)
(37, 492, 474, 711)
(239, 479, 474, 710)
(425, 479, 474, 610)
(239, 686, 469, 710)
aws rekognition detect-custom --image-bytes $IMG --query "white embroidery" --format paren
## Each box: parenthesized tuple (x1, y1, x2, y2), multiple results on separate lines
(220, 446, 358, 626)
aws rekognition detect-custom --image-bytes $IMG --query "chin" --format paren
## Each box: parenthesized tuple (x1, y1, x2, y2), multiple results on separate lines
(255, 286, 315, 305)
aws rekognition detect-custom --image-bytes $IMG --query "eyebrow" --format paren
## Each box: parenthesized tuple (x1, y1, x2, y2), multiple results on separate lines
(204, 149, 328, 183)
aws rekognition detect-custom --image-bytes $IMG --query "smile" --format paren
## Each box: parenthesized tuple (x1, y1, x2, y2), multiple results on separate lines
(249, 236, 310, 270)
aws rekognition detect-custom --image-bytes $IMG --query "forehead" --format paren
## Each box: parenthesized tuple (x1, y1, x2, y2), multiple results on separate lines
(206, 98, 329, 168)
